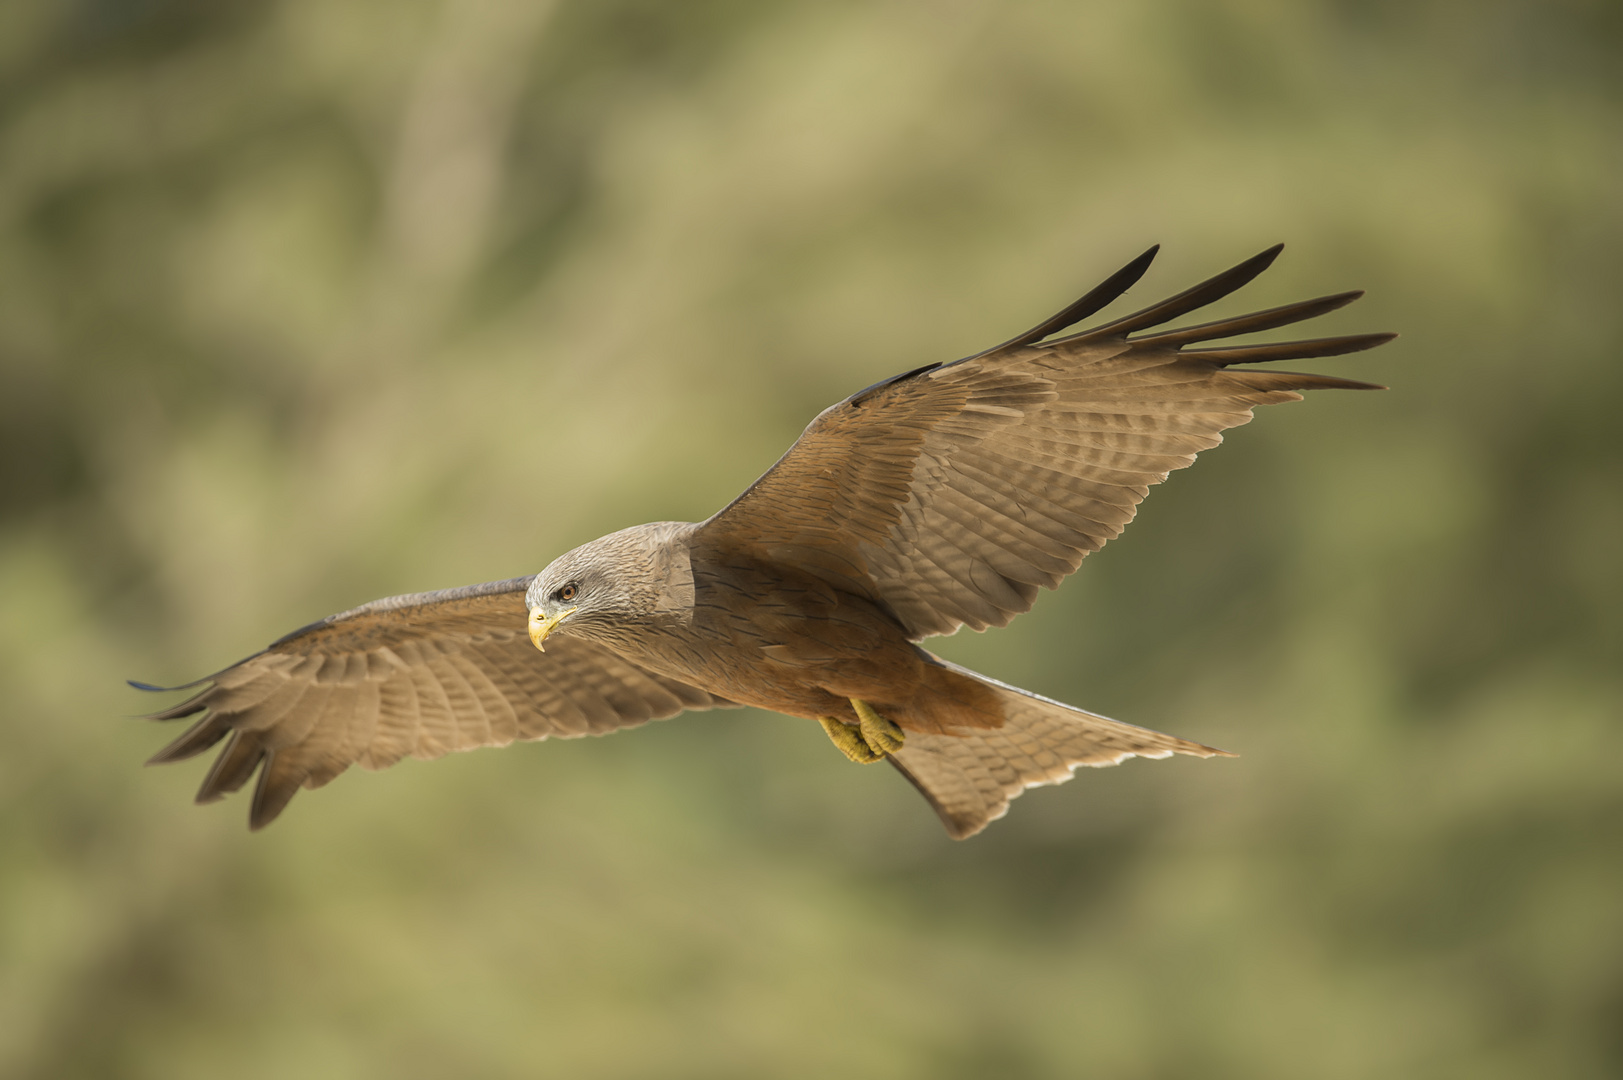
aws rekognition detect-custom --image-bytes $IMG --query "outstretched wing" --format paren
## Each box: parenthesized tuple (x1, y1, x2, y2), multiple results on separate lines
(700, 245, 1394, 640)
(137, 577, 734, 828)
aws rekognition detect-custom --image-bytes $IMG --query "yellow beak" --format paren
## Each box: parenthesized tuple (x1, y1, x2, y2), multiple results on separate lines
(527, 606, 576, 652)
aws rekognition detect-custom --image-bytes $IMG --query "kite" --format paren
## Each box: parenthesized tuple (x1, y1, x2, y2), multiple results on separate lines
(136, 244, 1393, 838)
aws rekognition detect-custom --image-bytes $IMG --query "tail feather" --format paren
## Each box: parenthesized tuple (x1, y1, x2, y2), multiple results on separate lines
(890, 658, 1228, 839)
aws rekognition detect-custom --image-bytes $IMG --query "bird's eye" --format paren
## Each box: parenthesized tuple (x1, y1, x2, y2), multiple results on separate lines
(556, 583, 578, 603)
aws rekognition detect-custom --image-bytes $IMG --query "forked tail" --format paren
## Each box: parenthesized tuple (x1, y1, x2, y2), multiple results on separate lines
(889, 657, 1230, 839)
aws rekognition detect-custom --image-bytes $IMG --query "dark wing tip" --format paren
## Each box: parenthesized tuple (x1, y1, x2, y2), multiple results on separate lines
(1068, 243, 1287, 343)
(129, 677, 208, 692)
(248, 763, 298, 831)
(1212, 242, 1286, 288)
(1187, 331, 1399, 368)
(1136, 290, 1370, 349)
(1011, 243, 1161, 346)
(138, 692, 212, 722)
(1227, 369, 1388, 391)
(1244, 243, 1286, 272)
(146, 711, 232, 765)
(965, 244, 1162, 361)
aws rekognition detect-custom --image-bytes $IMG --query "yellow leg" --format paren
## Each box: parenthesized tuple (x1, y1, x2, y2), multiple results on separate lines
(818, 716, 882, 763)
(851, 698, 905, 756)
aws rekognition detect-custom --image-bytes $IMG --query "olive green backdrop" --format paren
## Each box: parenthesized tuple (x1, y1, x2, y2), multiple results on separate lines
(2, 1, 1619, 1077)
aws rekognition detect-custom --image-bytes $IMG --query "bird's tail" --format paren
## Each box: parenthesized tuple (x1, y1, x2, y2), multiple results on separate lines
(889, 656, 1230, 839)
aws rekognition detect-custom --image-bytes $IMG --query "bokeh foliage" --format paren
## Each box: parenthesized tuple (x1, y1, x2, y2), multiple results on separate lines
(2, 0, 1620, 1076)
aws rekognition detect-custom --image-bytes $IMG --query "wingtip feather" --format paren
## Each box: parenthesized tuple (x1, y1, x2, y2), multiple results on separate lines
(129, 676, 211, 693)
(1070, 244, 1289, 343)
(138, 689, 213, 722)
(970, 243, 1163, 359)
(146, 713, 232, 765)
(1228, 369, 1387, 392)
(1137, 290, 1370, 349)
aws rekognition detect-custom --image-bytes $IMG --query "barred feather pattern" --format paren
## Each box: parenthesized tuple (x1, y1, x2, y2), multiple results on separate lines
(889, 658, 1230, 839)
(142, 581, 733, 829)
(705, 245, 1391, 640)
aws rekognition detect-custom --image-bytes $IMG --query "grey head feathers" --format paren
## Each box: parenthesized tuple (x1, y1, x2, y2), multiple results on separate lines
(527, 522, 697, 646)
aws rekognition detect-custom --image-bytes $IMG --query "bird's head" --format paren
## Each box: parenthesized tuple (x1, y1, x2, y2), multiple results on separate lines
(525, 522, 695, 651)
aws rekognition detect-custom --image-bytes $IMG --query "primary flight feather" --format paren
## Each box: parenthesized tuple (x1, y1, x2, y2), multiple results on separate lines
(136, 244, 1393, 838)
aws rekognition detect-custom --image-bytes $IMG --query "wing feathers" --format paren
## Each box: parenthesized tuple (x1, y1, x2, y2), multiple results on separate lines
(298, 685, 359, 789)
(1224, 369, 1385, 392)
(974, 244, 1161, 355)
(1136, 291, 1363, 347)
(250, 750, 304, 830)
(1185, 332, 1398, 366)
(1067, 244, 1284, 342)
(197, 730, 265, 803)
(147, 711, 231, 764)
(139, 581, 732, 827)
(331, 681, 380, 778)
(141, 688, 211, 722)
(701, 245, 1390, 640)
(366, 677, 418, 770)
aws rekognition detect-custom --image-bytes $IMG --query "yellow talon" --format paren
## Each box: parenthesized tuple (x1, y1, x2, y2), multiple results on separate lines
(817, 701, 905, 763)
(852, 698, 905, 755)
(818, 716, 882, 763)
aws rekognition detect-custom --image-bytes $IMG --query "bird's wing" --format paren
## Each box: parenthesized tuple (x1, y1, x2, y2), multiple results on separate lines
(137, 576, 735, 828)
(700, 245, 1394, 640)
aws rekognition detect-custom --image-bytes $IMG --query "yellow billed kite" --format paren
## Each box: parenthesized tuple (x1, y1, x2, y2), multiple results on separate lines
(136, 245, 1393, 838)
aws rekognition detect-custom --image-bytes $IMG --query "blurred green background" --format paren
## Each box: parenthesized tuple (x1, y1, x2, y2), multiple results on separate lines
(3, 0, 1620, 1076)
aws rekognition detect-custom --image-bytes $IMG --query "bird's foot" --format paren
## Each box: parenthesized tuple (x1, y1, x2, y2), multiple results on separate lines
(851, 698, 905, 756)
(816, 700, 906, 763)
(818, 716, 883, 763)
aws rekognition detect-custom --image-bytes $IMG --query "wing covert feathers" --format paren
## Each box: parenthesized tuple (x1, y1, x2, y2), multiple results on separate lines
(701, 245, 1393, 640)
(891, 659, 1229, 839)
(138, 579, 732, 829)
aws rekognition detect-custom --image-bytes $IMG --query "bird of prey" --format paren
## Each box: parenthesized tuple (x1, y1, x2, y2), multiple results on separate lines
(136, 244, 1393, 839)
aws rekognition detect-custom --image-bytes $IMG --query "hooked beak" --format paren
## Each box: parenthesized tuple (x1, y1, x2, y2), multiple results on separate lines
(527, 606, 576, 652)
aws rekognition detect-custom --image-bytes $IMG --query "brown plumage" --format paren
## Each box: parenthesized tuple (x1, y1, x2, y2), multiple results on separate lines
(136, 245, 1394, 837)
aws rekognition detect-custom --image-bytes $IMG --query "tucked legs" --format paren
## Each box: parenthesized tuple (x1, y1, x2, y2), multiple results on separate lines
(818, 716, 881, 763)
(817, 699, 906, 764)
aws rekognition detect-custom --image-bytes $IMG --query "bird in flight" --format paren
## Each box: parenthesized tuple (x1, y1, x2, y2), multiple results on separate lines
(136, 244, 1393, 839)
